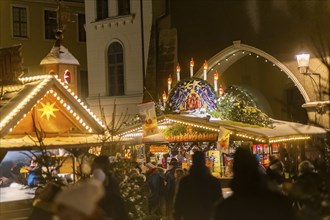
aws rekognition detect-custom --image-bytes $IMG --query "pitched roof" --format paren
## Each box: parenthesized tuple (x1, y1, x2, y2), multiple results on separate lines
(116, 113, 327, 144)
(0, 75, 105, 148)
(40, 45, 79, 65)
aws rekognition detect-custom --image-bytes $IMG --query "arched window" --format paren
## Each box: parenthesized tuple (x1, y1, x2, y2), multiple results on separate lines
(96, 0, 108, 20)
(108, 42, 124, 96)
(118, 0, 130, 16)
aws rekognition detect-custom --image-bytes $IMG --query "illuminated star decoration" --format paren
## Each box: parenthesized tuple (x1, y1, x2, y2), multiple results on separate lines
(38, 102, 59, 120)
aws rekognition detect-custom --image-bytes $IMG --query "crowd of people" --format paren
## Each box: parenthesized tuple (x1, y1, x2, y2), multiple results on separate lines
(25, 148, 330, 220)
(0, 156, 42, 188)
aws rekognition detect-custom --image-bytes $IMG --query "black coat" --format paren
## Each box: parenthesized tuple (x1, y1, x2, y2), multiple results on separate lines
(173, 165, 223, 220)
(165, 167, 177, 202)
(213, 189, 295, 220)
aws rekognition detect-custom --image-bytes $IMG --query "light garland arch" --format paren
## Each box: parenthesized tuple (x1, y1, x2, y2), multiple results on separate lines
(195, 40, 310, 103)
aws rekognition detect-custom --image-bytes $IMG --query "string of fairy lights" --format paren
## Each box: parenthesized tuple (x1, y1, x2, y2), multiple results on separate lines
(168, 49, 300, 94)
(165, 48, 303, 104)
(1, 75, 105, 135)
(3, 64, 312, 144)
(119, 115, 312, 143)
(1, 76, 51, 131)
(206, 50, 285, 75)
(156, 50, 311, 143)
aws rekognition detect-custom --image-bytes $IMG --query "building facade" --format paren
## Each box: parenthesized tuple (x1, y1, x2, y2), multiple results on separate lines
(84, 0, 171, 123)
(0, 0, 88, 99)
(2, 0, 327, 130)
(84, 0, 329, 130)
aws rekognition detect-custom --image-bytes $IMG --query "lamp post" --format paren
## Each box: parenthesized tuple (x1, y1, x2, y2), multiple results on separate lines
(296, 53, 310, 74)
(296, 53, 322, 101)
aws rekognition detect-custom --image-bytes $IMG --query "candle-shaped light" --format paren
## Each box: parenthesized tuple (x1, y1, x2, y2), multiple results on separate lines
(214, 71, 219, 92)
(168, 75, 172, 93)
(190, 58, 194, 77)
(176, 64, 181, 82)
(162, 91, 167, 107)
(219, 84, 224, 97)
(203, 60, 208, 80)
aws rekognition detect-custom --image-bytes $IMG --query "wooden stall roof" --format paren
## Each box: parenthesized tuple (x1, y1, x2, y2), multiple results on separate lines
(0, 75, 105, 149)
(117, 113, 327, 144)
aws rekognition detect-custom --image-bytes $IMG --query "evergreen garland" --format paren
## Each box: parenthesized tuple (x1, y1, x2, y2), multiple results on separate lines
(209, 93, 273, 128)
(163, 123, 215, 137)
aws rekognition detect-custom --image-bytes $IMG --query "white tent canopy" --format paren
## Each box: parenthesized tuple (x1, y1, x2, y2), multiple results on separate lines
(119, 113, 327, 144)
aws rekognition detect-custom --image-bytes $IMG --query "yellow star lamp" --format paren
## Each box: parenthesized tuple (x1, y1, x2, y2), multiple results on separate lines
(38, 102, 59, 120)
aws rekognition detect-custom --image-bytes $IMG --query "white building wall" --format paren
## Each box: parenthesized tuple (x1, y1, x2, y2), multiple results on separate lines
(85, 0, 153, 120)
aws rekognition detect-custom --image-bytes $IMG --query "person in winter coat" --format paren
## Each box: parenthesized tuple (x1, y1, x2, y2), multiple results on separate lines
(213, 147, 295, 220)
(146, 162, 165, 219)
(289, 160, 328, 220)
(164, 158, 179, 219)
(173, 151, 223, 220)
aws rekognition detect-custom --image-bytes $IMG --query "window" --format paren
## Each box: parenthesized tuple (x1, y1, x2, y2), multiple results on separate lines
(64, 70, 71, 84)
(96, 0, 108, 20)
(78, 13, 86, 42)
(44, 10, 57, 39)
(12, 6, 28, 38)
(108, 42, 124, 96)
(118, 0, 130, 16)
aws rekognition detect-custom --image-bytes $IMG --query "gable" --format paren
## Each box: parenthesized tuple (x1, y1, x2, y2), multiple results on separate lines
(0, 75, 104, 144)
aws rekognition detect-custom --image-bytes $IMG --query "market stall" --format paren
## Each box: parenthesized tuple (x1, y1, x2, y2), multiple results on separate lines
(0, 75, 105, 188)
(117, 77, 327, 178)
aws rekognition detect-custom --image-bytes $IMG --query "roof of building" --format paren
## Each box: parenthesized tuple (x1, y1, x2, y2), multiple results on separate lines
(0, 44, 23, 85)
(0, 75, 105, 149)
(117, 113, 327, 144)
(40, 44, 80, 66)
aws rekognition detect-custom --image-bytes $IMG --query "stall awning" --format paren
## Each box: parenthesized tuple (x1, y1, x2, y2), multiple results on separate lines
(166, 114, 328, 143)
(117, 113, 328, 144)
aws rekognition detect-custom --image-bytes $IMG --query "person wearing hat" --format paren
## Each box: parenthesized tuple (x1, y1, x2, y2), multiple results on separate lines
(145, 162, 165, 219)
(54, 179, 105, 220)
(173, 151, 223, 220)
(164, 158, 179, 219)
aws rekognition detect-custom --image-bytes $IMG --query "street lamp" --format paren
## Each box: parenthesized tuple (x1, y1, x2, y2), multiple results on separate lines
(296, 53, 322, 101)
(296, 53, 310, 74)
